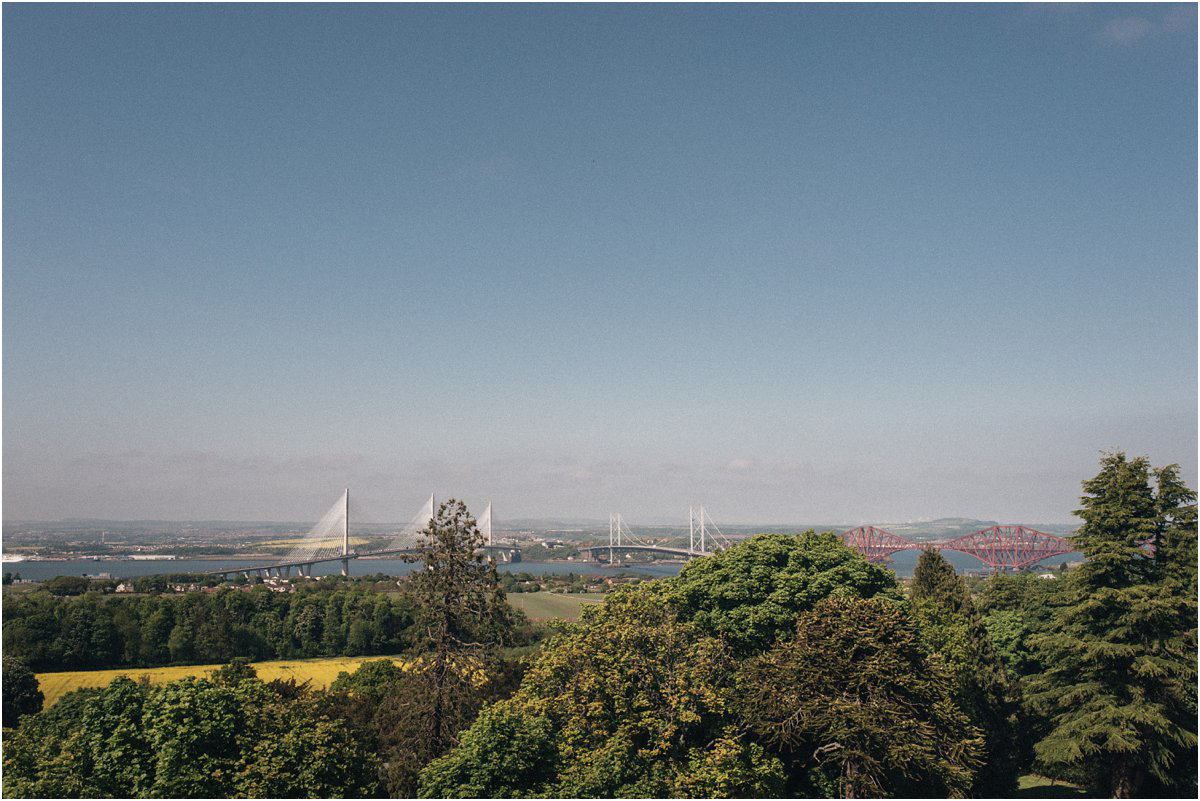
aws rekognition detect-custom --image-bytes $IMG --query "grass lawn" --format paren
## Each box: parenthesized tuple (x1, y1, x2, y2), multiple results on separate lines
(35, 654, 407, 708)
(507, 591, 605, 620)
(1012, 775, 1089, 798)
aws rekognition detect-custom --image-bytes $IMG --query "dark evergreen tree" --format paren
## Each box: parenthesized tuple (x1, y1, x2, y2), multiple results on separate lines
(910, 549, 1027, 796)
(912, 547, 972, 614)
(1029, 452, 1197, 798)
(1154, 463, 1198, 592)
(383, 499, 517, 795)
(2, 655, 45, 728)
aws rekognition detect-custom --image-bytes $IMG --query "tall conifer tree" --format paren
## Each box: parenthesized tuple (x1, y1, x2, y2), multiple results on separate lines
(383, 499, 516, 795)
(1029, 452, 1197, 797)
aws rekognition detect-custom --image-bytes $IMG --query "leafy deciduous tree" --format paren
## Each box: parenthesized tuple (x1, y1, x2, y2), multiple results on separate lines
(737, 596, 984, 798)
(667, 531, 902, 655)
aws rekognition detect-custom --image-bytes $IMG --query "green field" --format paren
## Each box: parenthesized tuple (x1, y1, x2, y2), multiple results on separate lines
(35, 654, 408, 708)
(507, 591, 605, 620)
(32, 594, 602, 708)
(1013, 775, 1088, 798)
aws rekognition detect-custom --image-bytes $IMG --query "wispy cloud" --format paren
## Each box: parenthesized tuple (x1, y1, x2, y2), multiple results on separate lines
(1096, 16, 1156, 46)
(1094, 8, 1194, 47)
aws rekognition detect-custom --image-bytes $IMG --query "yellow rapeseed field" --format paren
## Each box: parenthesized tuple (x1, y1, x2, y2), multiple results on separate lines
(35, 655, 407, 708)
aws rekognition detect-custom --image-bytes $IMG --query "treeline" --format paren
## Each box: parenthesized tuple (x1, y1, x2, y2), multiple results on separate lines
(3, 499, 522, 798)
(3, 456, 1196, 799)
(2, 583, 422, 670)
(3, 665, 386, 797)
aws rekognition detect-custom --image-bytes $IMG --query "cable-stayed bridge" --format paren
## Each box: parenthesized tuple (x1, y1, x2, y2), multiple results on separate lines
(206, 492, 518, 580)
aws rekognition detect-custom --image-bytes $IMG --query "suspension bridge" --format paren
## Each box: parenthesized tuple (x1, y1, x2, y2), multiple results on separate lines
(838, 524, 1073, 570)
(578, 506, 732, 562)
(205, 492, 519, 580)
(579, 510, 1072, 571)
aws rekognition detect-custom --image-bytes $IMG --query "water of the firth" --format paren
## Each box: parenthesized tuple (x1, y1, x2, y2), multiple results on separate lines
(8, 550, 1081, 582)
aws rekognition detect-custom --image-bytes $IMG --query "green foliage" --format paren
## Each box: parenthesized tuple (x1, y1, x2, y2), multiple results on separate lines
(667, 531, 902, 654)
(1069, 451, 1159, 588)
(2, 655, 44, 728)
(364, 499, 519, 797)
(983, 608, 1034, 676)
(976, 571, 1066, 684)
(670, 733, 788, 798)
(329, 657, 406, 700)
(2, 582, 419, 671)
(421, 585, 743, 798)
(912, 546, 972, 613)
(910, 549, 1028, 796)
(422, 533, 918, 799)
(1, 673, 380, 798)
(230, 702, 379, 798)
(417, 701, 559, 798)
(210, 657, 258, 685)
(1153, 463, 1198, 593)
(407, 498, 518, 652)
(43, 575, 92, 596)
(737, 597, 984, 798)
(0, 687, 103, 797)
(1028, 452, 1197, 798)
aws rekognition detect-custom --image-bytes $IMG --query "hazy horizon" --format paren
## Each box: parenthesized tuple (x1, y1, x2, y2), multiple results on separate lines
(0, 511, 1077, 530)
(4, 4, 1196, 526)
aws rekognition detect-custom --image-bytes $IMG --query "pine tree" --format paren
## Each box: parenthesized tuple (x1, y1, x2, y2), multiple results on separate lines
(910, 548, 1027, 796)
(1029, 452, 1197, 797)
(912, 547, 972, 614)
(384, 499, 516, 795)
(1154, 464, 1198, 593)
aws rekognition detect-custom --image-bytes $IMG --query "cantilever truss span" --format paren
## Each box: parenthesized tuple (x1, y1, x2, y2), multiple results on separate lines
(839, 524, 1072, 570)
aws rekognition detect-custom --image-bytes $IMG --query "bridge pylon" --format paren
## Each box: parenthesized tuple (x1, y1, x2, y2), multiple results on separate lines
(689, 506, 729, 554)
(341, 487, 350, 576)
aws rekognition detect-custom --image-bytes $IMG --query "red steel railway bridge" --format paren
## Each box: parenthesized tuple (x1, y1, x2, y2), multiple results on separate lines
(838, 524, 1073, 570)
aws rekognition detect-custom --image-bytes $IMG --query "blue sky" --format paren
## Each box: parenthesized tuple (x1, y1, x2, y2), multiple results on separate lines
(3, 3, 1195, 525)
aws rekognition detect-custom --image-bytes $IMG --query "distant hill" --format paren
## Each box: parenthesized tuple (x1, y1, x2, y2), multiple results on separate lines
(882, 518, 1077, 541)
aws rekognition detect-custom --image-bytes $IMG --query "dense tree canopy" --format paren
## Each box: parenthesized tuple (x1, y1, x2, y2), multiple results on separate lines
(738, 596, 983, 798)
(1, 674, 380, 798)
(339, 499, 522, 797)
(910, 549, 1026, 796)
(2, 582, 420, 671)
(420, 585, 774, 798)
(421, 533, 926, 798)
(666, 531, 902, 654)
(1029, 452, 1197, 798)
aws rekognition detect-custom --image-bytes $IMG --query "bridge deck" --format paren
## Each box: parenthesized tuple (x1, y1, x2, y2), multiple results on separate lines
(578, 544, 713, 559)
(202, 544, 523, 576)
